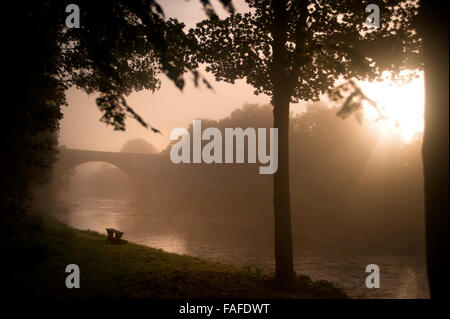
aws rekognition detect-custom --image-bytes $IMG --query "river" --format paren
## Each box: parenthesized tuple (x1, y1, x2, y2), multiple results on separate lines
(54, 198, 430, 299)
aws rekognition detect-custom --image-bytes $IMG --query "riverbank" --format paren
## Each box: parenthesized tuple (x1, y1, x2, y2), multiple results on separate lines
(6, 217, 347, 298)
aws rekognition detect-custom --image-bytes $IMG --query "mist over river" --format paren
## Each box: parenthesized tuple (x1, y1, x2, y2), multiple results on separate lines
(54, 198, 430, 299)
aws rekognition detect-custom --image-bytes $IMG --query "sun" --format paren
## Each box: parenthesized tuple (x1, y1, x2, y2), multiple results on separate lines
(359, 73, 424, 142)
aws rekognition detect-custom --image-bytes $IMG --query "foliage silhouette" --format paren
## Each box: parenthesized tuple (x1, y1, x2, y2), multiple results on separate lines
(1, 0, 233, 274)
(327, 0, 448, 298)
(191, 0, 421, 289)
(1, 0, 232, 219)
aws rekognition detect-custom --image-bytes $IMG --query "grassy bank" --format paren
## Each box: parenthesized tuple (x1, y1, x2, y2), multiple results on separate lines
(6, 217, 347, 298)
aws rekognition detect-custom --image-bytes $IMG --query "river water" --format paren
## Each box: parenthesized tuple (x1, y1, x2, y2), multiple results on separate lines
(55, 198, 430, 299)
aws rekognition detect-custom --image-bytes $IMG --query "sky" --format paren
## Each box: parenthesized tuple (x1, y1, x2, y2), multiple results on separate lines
(59, 0, 284, 152)
(59, 0, 423, 153)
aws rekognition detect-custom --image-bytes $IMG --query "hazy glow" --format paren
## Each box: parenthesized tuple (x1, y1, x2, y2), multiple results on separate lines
(359, 73, 424, 142)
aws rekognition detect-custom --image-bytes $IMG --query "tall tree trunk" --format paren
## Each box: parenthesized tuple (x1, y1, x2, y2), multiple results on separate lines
(418, 1, 449, 299)
(273, 92, 295, 288)
(270, 0, 295, 289)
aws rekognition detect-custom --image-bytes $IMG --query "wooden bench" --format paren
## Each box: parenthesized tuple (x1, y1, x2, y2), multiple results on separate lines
(106, 228, 125, 244)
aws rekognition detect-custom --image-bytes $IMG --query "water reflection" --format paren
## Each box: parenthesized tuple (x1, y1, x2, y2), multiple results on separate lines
(134, 234, 188, 255)
(55, 198, 430, 299)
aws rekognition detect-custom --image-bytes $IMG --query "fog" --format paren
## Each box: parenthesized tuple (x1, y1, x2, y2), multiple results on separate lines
(7, 0, 444, 301)
(50, 103, 425, 256)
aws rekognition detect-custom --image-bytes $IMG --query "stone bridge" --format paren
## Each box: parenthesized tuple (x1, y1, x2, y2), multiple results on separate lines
(53, 148, 172, 208)
(54, 147, 261, 211)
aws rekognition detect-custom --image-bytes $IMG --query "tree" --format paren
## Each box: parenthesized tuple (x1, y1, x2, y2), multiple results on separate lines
(1, 1, 237, 279)
(415, 0, 448, 299)
(328, 1, 448, 298)
(192, 0, 420, 288)
(121, 138, 158, 154)
(1, 0, 233, 229)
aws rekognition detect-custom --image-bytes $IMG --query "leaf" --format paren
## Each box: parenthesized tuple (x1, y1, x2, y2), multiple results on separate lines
(151, 127, 162, 134)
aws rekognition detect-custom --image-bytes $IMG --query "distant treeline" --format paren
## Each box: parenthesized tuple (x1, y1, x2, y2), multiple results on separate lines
(64, 103, 425, 254)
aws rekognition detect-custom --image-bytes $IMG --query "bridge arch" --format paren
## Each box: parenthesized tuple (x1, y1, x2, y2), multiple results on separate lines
(64, 161, 137, 200)
(54, 149, 142, 186)
(53, 148, 171, 209)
